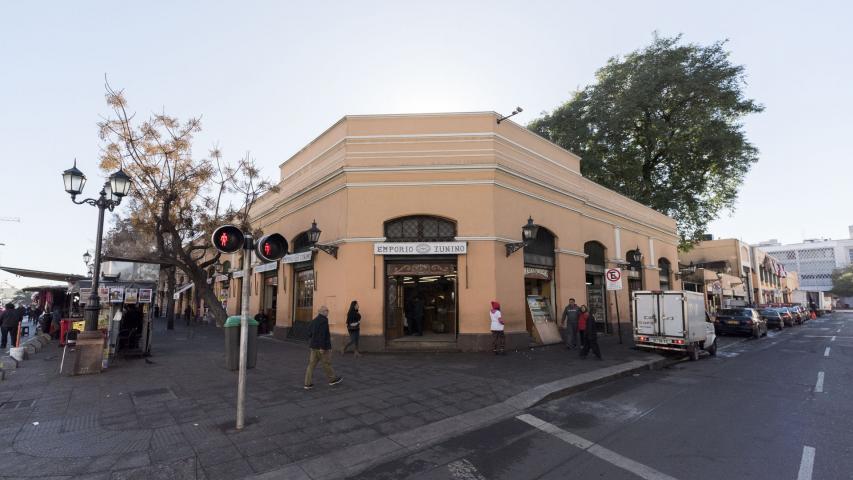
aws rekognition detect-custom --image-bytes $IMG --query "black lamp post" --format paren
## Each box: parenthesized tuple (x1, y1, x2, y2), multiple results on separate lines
(506, 216, 539, 256)
(62, 160, 132, 331)
(307, 220, 338, 258)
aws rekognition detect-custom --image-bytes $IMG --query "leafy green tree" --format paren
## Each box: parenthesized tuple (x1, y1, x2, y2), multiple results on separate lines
(529, 35, 763, 248)
(830, 266, 853, 297)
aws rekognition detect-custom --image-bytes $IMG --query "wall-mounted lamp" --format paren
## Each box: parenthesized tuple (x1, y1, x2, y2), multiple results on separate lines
(308, 220, 338, 258)
(496, 106, 523, 124)
(506, 216, 539, 257)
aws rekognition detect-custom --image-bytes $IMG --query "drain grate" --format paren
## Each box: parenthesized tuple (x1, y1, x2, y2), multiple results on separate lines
(0, 399, 36, 410)
(130, 387, 177, 405)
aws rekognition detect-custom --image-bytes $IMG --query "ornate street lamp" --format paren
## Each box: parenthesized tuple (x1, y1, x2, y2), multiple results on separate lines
(308, 220, 338, 258)
(506, 216, 539, 256)
(629, 247, 643, 265)
(82, 251, 91, 266)
(62, 161, 132, 332)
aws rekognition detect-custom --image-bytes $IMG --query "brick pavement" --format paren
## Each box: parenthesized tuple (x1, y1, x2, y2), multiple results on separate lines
(0, 319, 660, 479)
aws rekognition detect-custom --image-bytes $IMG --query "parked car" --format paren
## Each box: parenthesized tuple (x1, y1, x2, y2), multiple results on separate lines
(714, 308, 768, 338)
(788, 306, 807, 323)
(781, 306, 803, 325)
(772, 307, 795, 327)
(760, 308, 785, 331)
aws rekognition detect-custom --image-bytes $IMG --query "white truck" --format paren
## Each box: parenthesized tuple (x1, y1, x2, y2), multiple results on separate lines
(632, 290, 717, 361)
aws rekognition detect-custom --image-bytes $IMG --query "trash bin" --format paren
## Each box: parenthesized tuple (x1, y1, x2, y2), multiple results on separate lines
(224, 316, 258, 371)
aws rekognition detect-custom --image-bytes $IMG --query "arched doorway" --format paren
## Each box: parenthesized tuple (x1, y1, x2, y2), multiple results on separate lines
(658, 258, 672, 290)
(382, 216, 459, 345)
(524, 227, 557, 340)
(288, 231, 315, 340)
(584, 241, 608, 331)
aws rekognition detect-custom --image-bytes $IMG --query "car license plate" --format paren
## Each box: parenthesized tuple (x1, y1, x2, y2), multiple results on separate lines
(726, 320, 739, 325)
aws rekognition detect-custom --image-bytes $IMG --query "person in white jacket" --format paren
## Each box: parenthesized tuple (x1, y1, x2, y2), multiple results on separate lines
(490, 300, 505, 355)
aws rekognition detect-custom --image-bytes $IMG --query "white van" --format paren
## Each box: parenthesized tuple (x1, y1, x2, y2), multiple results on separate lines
(632, 290, 717, 361)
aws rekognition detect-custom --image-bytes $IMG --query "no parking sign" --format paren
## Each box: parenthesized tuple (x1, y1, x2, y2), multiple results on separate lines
(605, 268, 623, 290)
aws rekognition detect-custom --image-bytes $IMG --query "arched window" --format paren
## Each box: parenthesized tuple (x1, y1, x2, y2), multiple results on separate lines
(384, 215, 456, 242)
(658, 258, 672, 290)
(584, 241, 606, 273)
(524, 227, 555, 268)
(221, 260, 231, 273)
(292, 231, 313, 253)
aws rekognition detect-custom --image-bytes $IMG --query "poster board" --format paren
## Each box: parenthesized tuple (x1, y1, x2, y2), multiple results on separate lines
(138, 289, 152, 304)
(526, 295, 562, 345)
(124, 288, 138, 304)
(109, 287, 124, 303)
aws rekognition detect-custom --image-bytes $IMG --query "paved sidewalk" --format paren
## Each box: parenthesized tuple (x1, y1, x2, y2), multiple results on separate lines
(0, 319, 665, 480)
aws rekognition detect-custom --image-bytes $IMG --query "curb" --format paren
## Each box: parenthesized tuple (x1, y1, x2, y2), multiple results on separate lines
(245, 354, 676, 480)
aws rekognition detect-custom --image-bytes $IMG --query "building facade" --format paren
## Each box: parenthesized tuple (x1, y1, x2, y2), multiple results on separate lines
(758, 227, 853, 292)
(212, 112, 680, 351)
(679, 238, 754, 310)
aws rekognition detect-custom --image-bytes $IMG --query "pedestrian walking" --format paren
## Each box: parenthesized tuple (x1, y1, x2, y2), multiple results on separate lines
(1, 303, 21, 349)
(490, 300, 505, 355)
(342, 300, 362, 357)
(153, 304, 160, 318)
(560, 298, 580, 349)
(184, 305, 193, 325)
(304, 305, 343, 390)
(578, 305, 602, 360)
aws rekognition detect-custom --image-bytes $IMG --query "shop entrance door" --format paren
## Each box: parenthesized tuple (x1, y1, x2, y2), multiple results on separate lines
(261, 272, 278, 333)
(384, 261, 457, 344)
(290, 268, 314, 340)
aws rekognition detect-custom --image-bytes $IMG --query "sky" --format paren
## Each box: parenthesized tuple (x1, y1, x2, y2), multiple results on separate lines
(1, 1, 851, 288)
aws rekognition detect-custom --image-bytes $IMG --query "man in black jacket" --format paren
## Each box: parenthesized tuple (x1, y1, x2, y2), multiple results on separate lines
(304, 306, 342, 390)
(1, 303, 21, 349)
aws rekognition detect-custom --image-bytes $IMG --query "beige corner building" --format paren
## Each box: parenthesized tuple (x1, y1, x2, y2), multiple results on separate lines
(215, 112, 679, 351)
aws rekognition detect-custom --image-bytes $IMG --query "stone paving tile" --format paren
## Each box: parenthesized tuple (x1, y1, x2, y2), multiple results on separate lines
(245, 449, 292, 474)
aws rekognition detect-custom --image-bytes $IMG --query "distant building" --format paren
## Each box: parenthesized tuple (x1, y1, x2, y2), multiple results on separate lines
(757, 225, 853, 292)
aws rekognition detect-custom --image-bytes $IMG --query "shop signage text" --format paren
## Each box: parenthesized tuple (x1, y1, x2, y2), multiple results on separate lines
(253, 262, 278, 273)
(282, 251, 313, 264)
(374, 242, 467, 255)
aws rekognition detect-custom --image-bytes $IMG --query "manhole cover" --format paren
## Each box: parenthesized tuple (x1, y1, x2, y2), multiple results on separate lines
(130, 388, 177, 405)
(0, 399, 36, 410)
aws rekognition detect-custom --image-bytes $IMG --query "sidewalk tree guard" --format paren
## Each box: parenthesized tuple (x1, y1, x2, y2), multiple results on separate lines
(212, 224, 288, 430)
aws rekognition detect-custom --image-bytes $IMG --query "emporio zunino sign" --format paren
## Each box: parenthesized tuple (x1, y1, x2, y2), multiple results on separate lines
(373, 242, 467, 255)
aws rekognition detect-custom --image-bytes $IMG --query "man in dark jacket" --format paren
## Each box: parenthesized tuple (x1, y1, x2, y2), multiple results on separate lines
(304, 306, 342, 389)
(560, 298, 581, 349)
(1, 303, 21, 349)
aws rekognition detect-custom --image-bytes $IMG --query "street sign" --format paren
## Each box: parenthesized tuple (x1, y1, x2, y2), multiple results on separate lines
(605, 268, 623, 291)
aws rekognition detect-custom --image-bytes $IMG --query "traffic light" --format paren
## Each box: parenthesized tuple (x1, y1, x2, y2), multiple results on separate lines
(256, 233, 288, 262)
(212, 225, 244, 253)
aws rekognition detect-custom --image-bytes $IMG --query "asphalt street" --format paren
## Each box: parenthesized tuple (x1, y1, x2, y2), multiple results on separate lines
(353, 312, 853, 480)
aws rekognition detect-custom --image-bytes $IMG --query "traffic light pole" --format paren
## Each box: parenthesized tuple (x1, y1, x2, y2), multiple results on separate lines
(236, 234, 252, 430)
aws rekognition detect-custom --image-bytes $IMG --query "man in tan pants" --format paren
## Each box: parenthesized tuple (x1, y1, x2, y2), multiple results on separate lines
(304, 306, 343, 389)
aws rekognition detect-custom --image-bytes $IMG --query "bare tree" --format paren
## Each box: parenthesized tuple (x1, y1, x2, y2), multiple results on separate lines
(98, 82, 277, 325)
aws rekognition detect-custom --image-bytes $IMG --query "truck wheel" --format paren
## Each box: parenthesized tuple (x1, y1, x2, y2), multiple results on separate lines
(707, 338, 717, 356)
(688, 344, 700, 361)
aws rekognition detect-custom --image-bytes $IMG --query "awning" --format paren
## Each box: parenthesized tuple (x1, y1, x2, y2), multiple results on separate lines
(1, 266, 86, 283)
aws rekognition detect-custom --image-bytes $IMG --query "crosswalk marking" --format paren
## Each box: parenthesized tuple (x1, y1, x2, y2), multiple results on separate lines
(516, 414, 679, 480)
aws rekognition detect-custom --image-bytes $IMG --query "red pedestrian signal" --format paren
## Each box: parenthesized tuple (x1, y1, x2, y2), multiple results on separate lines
(256, 233, 287, 262)
(211, 225, 244, 253)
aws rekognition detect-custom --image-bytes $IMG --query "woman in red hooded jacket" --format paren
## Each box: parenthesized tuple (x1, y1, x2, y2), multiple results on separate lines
(490, 300, 505, 355)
